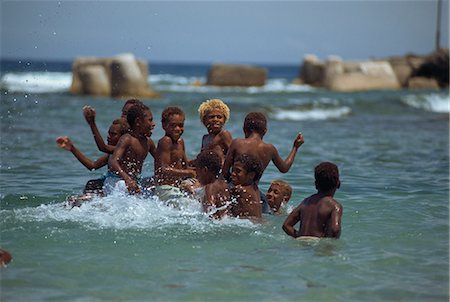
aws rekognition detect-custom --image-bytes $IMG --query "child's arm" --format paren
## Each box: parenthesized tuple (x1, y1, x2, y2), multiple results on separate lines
(83, 105, 115, 154)
(56, 136, 108, 170)
(219, 130, 233, 150)
(329, 202, 343, 238)
(156, 137, 196, 179)
(221, 139, 237, 180)
(148, 138, 156, 158)
(282, 204, 302, 238)
(109, 135, 140, 194)
(271, 132, 304, 173)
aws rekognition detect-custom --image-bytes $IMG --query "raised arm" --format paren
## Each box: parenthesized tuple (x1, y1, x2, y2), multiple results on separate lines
(83, 105, 115, 154)
(271, 132, 304, 173)
(109, 135, 140, 194)
(282, 204, 302, 238)
(56, 136, 108, 170)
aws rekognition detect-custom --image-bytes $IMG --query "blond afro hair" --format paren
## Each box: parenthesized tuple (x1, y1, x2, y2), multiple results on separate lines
(198, 99, 230, 124)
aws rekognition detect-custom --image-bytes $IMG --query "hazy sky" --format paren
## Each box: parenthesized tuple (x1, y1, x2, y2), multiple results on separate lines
(1, 1, 449, 64)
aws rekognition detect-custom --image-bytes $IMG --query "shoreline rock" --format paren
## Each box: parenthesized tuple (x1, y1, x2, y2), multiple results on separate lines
(299, 49, 449, 91)
(70, 53, 160, 99)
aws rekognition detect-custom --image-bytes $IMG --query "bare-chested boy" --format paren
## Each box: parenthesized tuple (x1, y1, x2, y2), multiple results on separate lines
(108, 103, 155, 194)
(194, 150, 231, 218)
(197, 99, 232, 164)
(282, 162, 343, 239)
(222, 112, 303, 212)
(56, 118, 129, 198)
(154, 106, 196, 188)
(229, 153, 263, 219)
(83, 99, 156, 157)
(222, 112, 304, 180)
(266, 180, 293, 215)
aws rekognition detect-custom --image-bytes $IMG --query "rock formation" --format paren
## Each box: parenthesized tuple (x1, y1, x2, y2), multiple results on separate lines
(299, 49, 449, 91)
(70, 53, 160, 98)
(206, 64, 267, 87)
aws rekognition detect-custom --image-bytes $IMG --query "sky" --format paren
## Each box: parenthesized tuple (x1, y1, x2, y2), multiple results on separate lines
(1, 0, 449, 65)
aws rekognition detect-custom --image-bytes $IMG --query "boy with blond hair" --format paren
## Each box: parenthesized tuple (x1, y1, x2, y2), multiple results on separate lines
(198, 99, 232, 164)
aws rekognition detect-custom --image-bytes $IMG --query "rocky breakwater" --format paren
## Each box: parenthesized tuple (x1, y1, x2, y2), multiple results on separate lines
(70, 53, 160, 98)
(206, 64, 267, 87)
(300, 49, 449, 91)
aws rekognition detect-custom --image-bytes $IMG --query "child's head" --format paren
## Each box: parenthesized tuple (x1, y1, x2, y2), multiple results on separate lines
(243, 112, 267, 137)
(107, 118, 130, 146)
(161, 106, 185, 141)
(314, 162, 340, 192)
(198, 99, 230, 133)
(122, 99, 143, 118)
(231, 153, 263, 186)
(195, 150, 222, 185)
(127, 103, 154, 137)
(266, 180, 293, 210)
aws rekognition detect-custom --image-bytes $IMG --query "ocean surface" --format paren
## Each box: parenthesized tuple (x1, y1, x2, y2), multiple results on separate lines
(0, 60, 449, 301)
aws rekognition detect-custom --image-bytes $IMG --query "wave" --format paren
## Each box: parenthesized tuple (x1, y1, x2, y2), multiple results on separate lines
(0, 71, 312, 94)
(401, 93, 450, 113)
(270, 106, 351, 121)
(0, 72, 72, 93)
(9, 189, 256, 232)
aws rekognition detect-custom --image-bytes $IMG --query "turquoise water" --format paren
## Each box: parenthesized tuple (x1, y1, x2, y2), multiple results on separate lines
(0, 64, 449, 301)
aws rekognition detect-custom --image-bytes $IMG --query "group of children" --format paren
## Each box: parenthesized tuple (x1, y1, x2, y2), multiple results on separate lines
(57, 98, 343, 239)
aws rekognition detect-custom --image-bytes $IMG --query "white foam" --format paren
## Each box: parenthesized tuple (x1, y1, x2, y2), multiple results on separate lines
(0, 71, 313, 94)
(149, 74, 313, 93)
(0, 72, 72, 93)
(12, 189, 256, 231)
(402, 93, 450, 113)
(270, 106, 351, 121)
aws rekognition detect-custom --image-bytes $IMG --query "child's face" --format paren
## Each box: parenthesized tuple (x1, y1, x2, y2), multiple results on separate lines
(107, 124, 123, 146)
(138, 109, 155, 137)
(266, 183, 286, 208)
(203, 109, 225, 134)
(231, 161, 254, 186)
(163, 114, 185, 141)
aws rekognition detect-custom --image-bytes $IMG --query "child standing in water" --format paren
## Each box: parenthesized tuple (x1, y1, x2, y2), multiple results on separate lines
(222, 112, 304, 213)
(56, 118, 129, 199)
(194, 150, 231, 218)
(107, 102, 155, 194)
(229, 153, 263, 219)
(222, 112, 304, 180)
(154, 106, 196, 187)
(197, 99, 232, 164)
(83, 99, 156, 157)
(282, 162, 343, 239)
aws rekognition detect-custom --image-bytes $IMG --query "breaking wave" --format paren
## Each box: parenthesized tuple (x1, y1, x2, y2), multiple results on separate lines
(402, 93, 450, 113)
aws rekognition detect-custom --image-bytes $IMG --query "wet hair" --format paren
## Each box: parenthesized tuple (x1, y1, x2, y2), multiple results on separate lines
(235, 153, 263, 182)
(111, 118, 130, 134)
(314, 162, 340, 192)
(198, 99, 230, 124)
(271, 180, 293, 199)
(127, 103, 150, 128)
(195, 150, 222, 176)
(243, 112, 267, 136)
(123, 98, 142, 109)
(161, 106, 185, 125)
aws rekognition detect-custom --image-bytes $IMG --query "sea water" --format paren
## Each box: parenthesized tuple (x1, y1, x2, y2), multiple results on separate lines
(0, 61, 449, 301)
